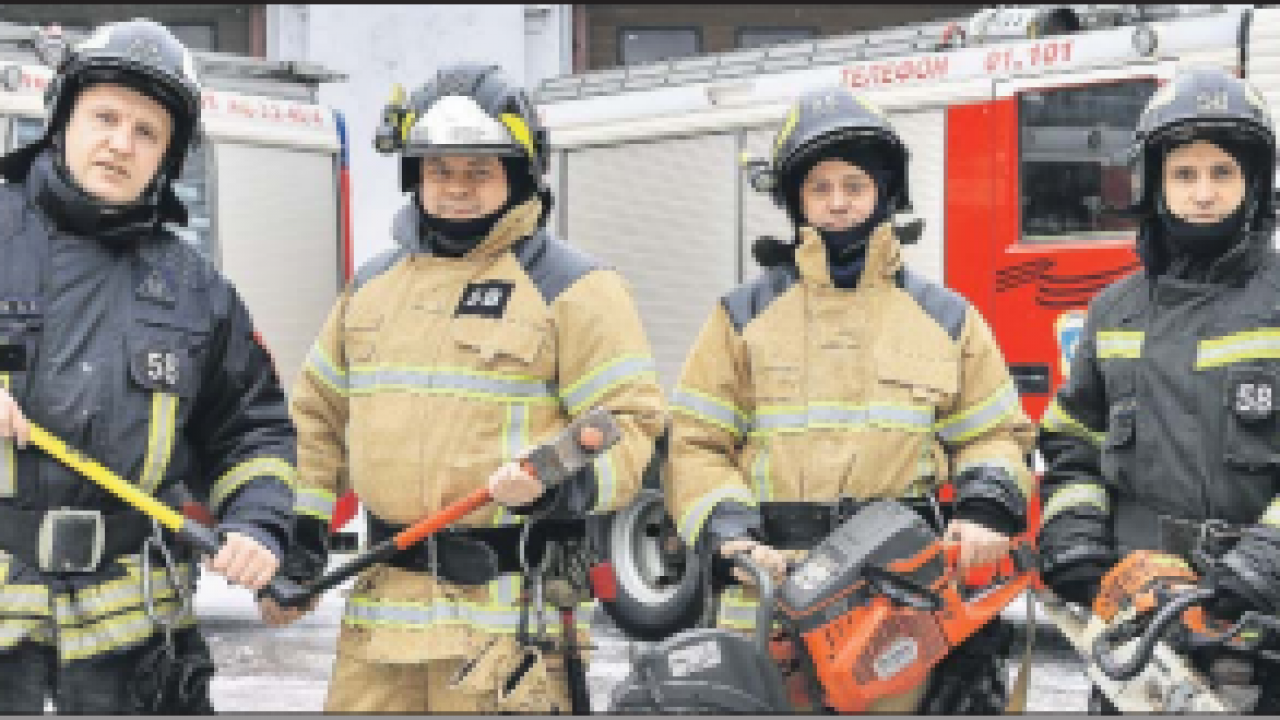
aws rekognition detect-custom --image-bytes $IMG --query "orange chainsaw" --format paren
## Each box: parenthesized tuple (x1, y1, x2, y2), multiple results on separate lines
(609, 499, 1036, 713)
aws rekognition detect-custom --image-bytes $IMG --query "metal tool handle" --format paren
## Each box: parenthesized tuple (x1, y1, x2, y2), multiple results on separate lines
(728, 551, 776, 653)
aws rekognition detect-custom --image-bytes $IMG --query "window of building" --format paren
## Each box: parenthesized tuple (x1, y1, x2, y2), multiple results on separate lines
(169, 23, 217, 52)
(619, 27, 700, 65)
(736, 26, 816, 50)
(1019, 78, 1158, 244)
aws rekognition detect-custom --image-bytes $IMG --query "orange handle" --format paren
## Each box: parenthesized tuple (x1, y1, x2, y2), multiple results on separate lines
(394, 487, 494, 550)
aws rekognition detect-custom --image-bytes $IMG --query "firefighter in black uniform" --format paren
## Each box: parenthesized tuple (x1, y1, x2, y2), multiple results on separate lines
(1038, 64, 1280, 713)
(0, 20, 295, 713)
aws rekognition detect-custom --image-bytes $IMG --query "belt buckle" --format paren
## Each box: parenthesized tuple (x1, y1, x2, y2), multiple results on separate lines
(1194, 519, 1237, 570)
(37, 508, 105, 573)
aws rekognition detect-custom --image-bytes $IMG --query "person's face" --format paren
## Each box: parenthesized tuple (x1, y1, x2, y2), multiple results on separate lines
(800, 159, 878, 231)
(62, 83, 173, 205)
(418, 155, 510, 219)
(1161, 140, 1247, 224)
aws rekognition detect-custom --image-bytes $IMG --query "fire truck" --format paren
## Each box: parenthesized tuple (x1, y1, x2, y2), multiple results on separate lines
(530, 5, 1280, 637)
(0, 22, 363, 549)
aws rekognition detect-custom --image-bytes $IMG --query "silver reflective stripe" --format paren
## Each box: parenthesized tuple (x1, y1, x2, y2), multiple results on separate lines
(671, 388, 747, 437)
(490, 574, 520, 605)
(54, 566, 186, 621)
(1039, 399, 1104, 446)
(305, 344, 348, 393)
(210, 457, 297, 514)
(1196, 330, 1280, 370)
(751, 402, 934, 435)
(295, 488, 337, 522)
(0, 374, 11, 498)
(593, 449, 617, 512)
(60, 606, 193, 662)
(751, 446, 772, 503)
(345, 598, 523, 631)
(493, 403, 530, 528)
(1262, 500, 1280, 528)
(0, 585, 47, 613)
(718, 588, 762, 629)
(561, 355, 656, 414)
(936, 382, 1021, 444)
(348, 367, 556, 401)
(678, 485, 757, 544)
(138, 393, 178, 494)
(1041, 483, 1109, 526)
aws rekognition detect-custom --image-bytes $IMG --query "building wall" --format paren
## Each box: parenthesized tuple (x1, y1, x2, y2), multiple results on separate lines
(268, 4, 572, 269)
(583, 4, 982, 70)
(0, 4, 259, 54)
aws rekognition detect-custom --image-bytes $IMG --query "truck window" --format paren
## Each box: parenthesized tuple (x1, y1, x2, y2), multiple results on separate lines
(1019, 79, 1157, 245)
(12, 115, 215, 262)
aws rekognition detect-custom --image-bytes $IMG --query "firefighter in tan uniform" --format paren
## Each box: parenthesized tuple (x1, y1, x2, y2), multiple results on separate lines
(665, 87, 1036, 713)
(258, 63, 666, 713)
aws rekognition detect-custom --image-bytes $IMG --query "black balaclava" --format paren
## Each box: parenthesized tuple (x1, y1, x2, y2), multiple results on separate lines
(786, 140, 895, 288)
(1154, 135, 1258, 267)
(417, 155, 537, 257)
(27, 142, 164, 244)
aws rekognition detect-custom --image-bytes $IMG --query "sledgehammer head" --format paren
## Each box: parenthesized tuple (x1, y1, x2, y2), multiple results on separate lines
(519, 406, 621, 487)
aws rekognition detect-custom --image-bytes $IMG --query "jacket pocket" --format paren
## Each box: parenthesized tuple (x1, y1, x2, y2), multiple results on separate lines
(342, 311, 383, 364)
(1101, 397, 1136, 485)
(452, 316, 546, 372)
(1222, 364, 1280, 473)
(875, 348, 959, 409)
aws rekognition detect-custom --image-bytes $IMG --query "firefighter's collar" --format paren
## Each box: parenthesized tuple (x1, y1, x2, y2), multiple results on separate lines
(795, 221, 900, 289)
(392, 196, 543, 260)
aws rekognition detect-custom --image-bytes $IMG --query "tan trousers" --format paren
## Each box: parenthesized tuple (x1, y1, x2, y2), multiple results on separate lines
(325, 632, 573, 713)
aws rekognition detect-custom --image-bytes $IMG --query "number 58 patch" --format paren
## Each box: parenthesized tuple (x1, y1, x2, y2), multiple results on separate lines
(1231, 369, 1275, 422)
(131, 348, 184, 393)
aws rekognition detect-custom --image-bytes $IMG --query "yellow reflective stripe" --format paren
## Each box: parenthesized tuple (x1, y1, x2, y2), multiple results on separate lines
(347, 365, 558, 403)
(493, 403, 531, 528)
(936, 381, 1021, 444)
(0, 617, 50, 651)
(53, 564, 190, 623)
(60, 605, 195, 662)
(678, 485, 757, 545)
(138, 392, 178, 494)
(1196, 329, 1280, 369)
(751, 445, 772, 503)
(0, 584, 48, 614)
(717, 586, 766, 631)
(671, 387, 748, 437)
(1040, 399, 1104, 446)
(344, 595, 591, 634)
(751, 401, 934, 437)
(295, 487, 337, 522)
(0, 374, 11, 498)
(304, 343, 348, 395)
(1261, 498, 1280, 528)
(490, 574, 520, 605)
(210, 457, 297, 514)
(1096, 330, 1144, 359)
(1041, 483, 1110, 526)
(560, 354, 657, 415)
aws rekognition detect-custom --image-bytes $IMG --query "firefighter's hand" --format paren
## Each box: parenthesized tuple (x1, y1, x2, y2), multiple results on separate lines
(257, 595, 319, 627)
(487, 462, 546, 507)
(0, 387, 30, 449)
(945, 520, 1012, 574)
(205, 532, 281, 591)
(720, 539, 791, 587)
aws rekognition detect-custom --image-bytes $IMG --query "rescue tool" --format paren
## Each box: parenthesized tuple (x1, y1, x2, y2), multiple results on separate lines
(610, 500, 1036, 713)
(263, 406, 622, 608)
(1039, 549, 1280, 713)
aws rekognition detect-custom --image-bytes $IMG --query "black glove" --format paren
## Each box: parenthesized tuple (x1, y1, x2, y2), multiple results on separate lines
(1045, 560, 1110, 608)
(1202, 526, 1280, 620)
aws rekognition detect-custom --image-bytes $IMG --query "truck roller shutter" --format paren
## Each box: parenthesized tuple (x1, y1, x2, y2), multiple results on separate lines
(212, 143, 341, 392)
(563, 133, 738, 391)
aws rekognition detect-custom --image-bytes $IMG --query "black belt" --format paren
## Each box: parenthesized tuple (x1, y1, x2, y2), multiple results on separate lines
(0, 504, 155, 573)
(760, 497, 944, 551)
(367, 513, 587, 584)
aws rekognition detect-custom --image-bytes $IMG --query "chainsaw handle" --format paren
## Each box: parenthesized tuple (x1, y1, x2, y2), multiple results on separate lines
(1092, 586, 1216, 681)
(863, 564, 945, 612)
(727, 551, 776, 653)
